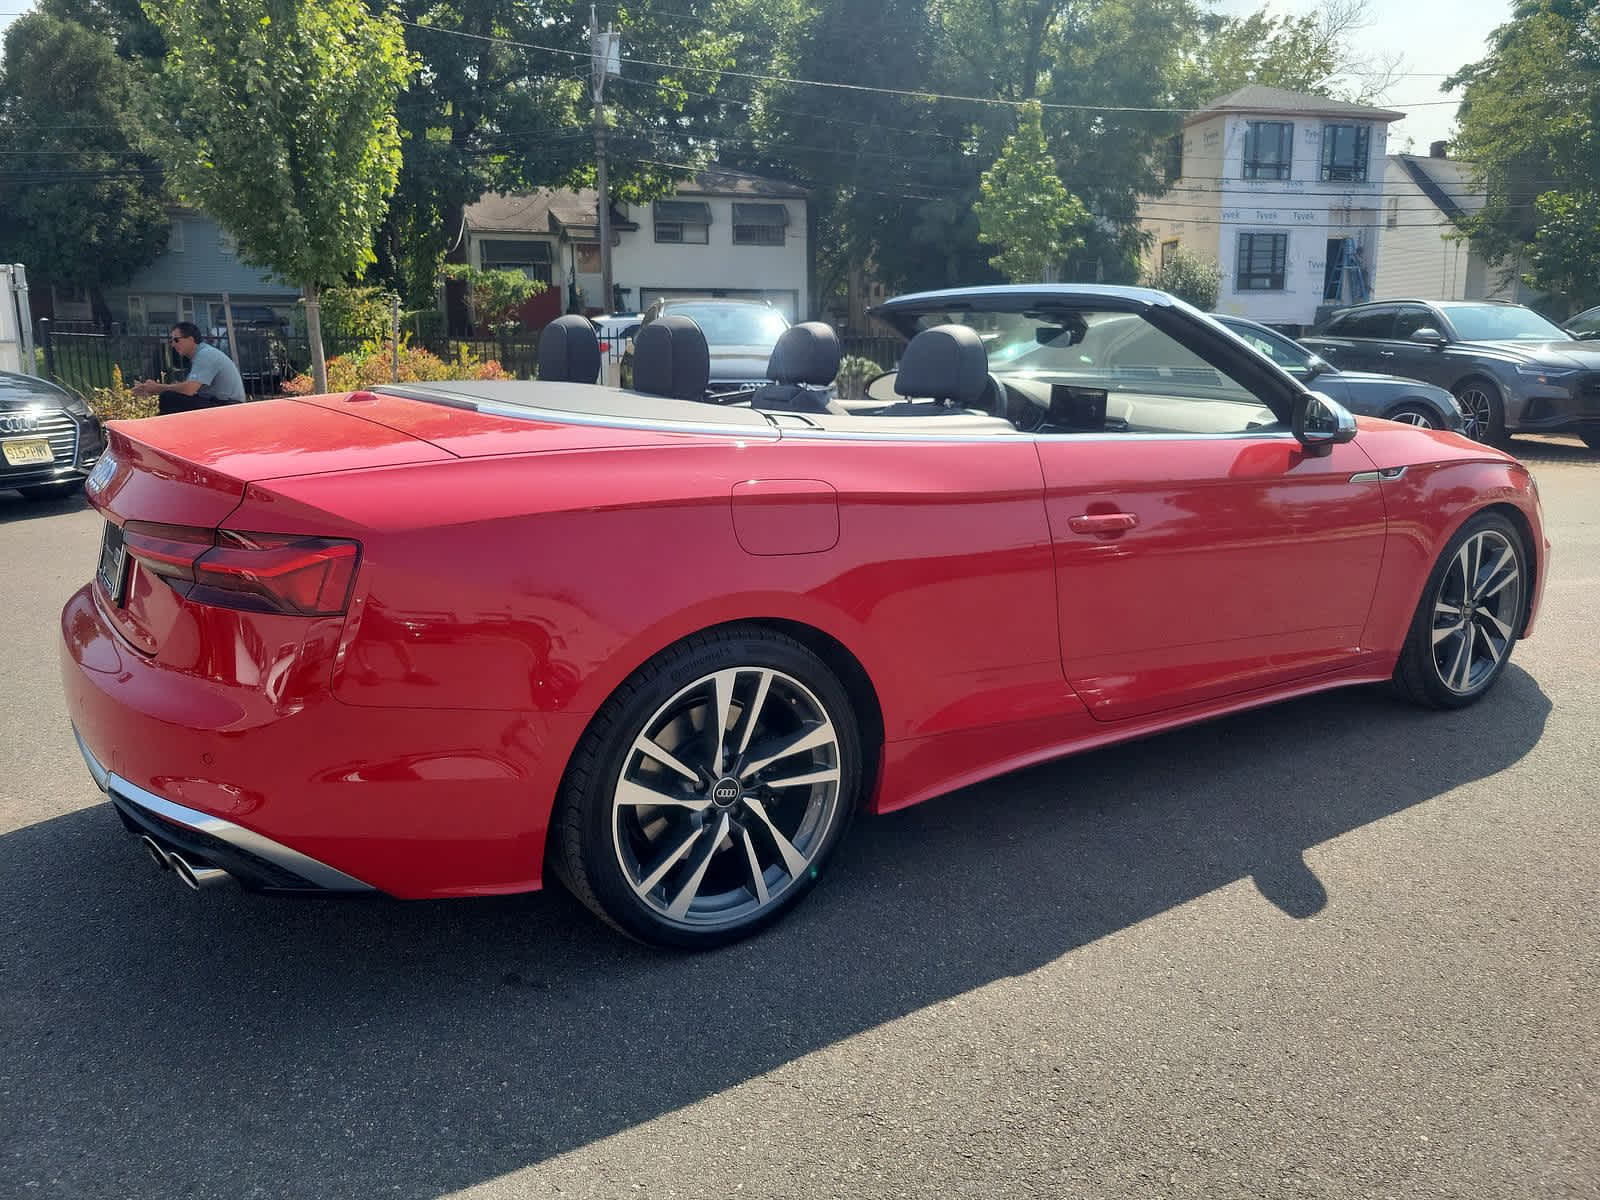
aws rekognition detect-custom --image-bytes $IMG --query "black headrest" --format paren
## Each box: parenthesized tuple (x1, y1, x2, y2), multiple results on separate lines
(538, 315, 601, 383)
(767, 322, 841, 386)
(895, 324, 988, 405)
(632, 315, 711, 399)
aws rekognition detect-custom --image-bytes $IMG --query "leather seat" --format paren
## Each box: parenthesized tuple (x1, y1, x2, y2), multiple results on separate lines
(751, 322, 843, 415)
(632, 315, 711, 400)
(855, 323, 991, 418)
(537, 315, 602, 384)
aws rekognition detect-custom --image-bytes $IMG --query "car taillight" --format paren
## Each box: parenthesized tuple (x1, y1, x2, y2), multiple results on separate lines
(121, 522, 361, 616)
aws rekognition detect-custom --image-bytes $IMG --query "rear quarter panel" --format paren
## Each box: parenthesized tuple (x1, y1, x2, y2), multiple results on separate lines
(240, 431, 1071, 747)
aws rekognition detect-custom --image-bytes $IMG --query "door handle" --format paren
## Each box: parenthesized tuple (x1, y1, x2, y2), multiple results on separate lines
(1379, 350, 1396, 357)
(1068, 512, 1139, 535)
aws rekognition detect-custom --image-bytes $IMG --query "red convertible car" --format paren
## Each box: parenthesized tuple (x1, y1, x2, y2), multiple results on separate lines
(60, 286, 1547, 948)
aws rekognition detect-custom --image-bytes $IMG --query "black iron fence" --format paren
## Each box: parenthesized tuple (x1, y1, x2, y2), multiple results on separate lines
(35, 320, 907, 399)
(35, 320, 555, 399)
(839, 335, 903, 370)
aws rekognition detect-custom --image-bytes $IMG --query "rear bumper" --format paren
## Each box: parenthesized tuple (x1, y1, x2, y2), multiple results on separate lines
(75, 726, 374, 892)
(60, 582, 584, 897)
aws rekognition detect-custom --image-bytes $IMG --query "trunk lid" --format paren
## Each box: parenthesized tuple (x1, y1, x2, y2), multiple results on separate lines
(86, 399, 457, 658)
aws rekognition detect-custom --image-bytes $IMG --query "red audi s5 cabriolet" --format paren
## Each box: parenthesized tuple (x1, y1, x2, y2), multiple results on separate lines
(61, 286, 1547, 947)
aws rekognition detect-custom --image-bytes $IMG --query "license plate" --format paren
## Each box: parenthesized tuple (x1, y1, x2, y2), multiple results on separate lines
(97, 522, 129, 606)
(2, 437, 53, 467)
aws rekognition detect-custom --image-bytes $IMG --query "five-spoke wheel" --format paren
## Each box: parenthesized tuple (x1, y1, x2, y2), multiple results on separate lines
(1395, 512, 1527, 708)
(1451, 379, 1504, 444)
(552, 627, 860, 948)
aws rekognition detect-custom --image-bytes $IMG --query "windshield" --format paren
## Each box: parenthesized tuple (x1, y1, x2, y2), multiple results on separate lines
(664, 304, 788, 348)
(1439, 304, 1567, 342)
(1218, 319, 1314, 377)
(911, 308, 1259, 403)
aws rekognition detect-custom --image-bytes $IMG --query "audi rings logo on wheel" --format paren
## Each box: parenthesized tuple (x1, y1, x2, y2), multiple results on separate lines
(0, 412, 43, 435)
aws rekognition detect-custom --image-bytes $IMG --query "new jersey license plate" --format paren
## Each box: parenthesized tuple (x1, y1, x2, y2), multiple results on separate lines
(97, 521, 129, 606)
(2, 438, 53, 467)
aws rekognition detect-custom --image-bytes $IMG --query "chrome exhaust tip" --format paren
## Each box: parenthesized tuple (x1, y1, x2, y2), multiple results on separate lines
(167, 850, 229, 890)
(140, 835, 172, 871)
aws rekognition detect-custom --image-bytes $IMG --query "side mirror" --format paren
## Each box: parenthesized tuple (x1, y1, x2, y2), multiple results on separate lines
(1302, 353, 1331, 380)
(1293, 390, 1357, 456)
(1409, 327, 1448, 347)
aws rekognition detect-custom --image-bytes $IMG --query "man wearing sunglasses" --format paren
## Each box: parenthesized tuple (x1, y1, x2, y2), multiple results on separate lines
(130, 322, 246, 414)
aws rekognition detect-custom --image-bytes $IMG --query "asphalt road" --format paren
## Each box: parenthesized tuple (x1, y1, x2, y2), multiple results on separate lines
(2, 437, 1596, 1200)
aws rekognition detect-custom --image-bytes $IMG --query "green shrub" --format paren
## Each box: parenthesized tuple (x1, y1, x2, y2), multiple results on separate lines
(1143, 247, 1223, 311)
(835, 354, 882, 400)
(281, 341, 508, 394)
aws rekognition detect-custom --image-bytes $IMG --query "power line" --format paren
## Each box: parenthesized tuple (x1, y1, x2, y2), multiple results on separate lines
(398, 21, 1466, 114)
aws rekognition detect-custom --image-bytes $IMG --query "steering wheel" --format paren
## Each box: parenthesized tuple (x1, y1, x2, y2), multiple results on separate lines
(984, 373, 1046, 431)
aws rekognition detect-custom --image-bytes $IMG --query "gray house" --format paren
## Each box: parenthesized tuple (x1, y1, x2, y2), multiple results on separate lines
(71, 209, 302, 334)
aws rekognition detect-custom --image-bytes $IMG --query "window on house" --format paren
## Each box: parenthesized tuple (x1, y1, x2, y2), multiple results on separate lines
(168, 220, 185, 252)
(217, 230, 237, 256)
(1236, 233, 1288, 290)
(1242, 121, 1293, 180)
(1321, 124, 1371, 182)
(1160, 239, 1179, 269)
(1387, 197, 1399, 229)
(1164, 134, 1183, 183)
(575, 243, 601, 274)
(653, 200, 711, 244)
(127, 296, 146, 330)
(732, 202, 789, 246)
(480, 238, 554, 284)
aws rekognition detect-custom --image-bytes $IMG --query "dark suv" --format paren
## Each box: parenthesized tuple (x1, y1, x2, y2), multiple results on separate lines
(1301, 300, 1600, 449)
(0, 370, 107, 500)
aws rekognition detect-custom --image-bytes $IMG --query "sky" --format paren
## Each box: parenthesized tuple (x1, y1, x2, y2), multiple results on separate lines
(0, 0, 1512, 154)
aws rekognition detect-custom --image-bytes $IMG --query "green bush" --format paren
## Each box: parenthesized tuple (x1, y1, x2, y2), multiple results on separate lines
(1143, 247, 1222, 311)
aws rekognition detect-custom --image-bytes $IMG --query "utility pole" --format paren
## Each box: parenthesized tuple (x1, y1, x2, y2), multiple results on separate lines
(590, 7, 621, 315)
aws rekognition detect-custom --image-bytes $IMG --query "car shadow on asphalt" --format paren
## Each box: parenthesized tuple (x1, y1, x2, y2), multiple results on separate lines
(0, 667, 1551, 1198)
(0, 488, 89, 525)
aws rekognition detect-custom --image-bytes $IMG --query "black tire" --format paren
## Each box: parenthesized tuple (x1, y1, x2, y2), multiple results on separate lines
(1393, 511, 1528, 709)
(1385, 402, 1440, 430)
(1451, 376, 1506, 444)
(17, 480, 83, 501)
(550, 625, 862, 949)
(1580, 431, 1600, 452)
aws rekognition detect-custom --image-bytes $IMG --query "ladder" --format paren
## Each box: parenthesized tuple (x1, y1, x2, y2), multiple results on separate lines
(1325, 237, 1370, 304)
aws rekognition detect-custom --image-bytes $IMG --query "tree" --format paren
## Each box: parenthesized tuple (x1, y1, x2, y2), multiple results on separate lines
(1183, 1, 1401, 103)
(974, 101, 1090, 282)
(440, 264, 546, 334)
(142, 0, 414, 392)
(0, 12, 171, 322)
(374, 0, 772, 309)
(1447, 0, 1600, 313)
(1143, 246, 1222, 309)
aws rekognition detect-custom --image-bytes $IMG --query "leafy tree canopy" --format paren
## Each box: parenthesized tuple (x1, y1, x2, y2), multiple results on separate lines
(141, 0, 416, 388)
(0, 11, 171, 316)
(1447, 0, 1600, 312)
(975, 101, 1090, 282)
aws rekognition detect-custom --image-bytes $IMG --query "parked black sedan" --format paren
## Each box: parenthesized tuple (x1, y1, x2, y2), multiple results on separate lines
(1211, 314, 1463, 432)
(1301, 300, 1600, 448)
(0, 370, 106, 500)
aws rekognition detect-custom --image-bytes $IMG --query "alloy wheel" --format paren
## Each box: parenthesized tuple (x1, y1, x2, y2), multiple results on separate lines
(1389, 409, 1435, 429)
(610, 666, 844, 930)
(1430, 528, 1522, 695)
(1454, 386, 1494, 442)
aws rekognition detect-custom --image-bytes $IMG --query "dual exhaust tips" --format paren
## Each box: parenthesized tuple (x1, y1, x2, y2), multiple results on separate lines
(140, 835, 229, 890)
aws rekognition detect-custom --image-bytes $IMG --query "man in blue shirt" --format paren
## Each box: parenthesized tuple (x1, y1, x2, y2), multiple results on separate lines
(131, 323, 247, 414)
